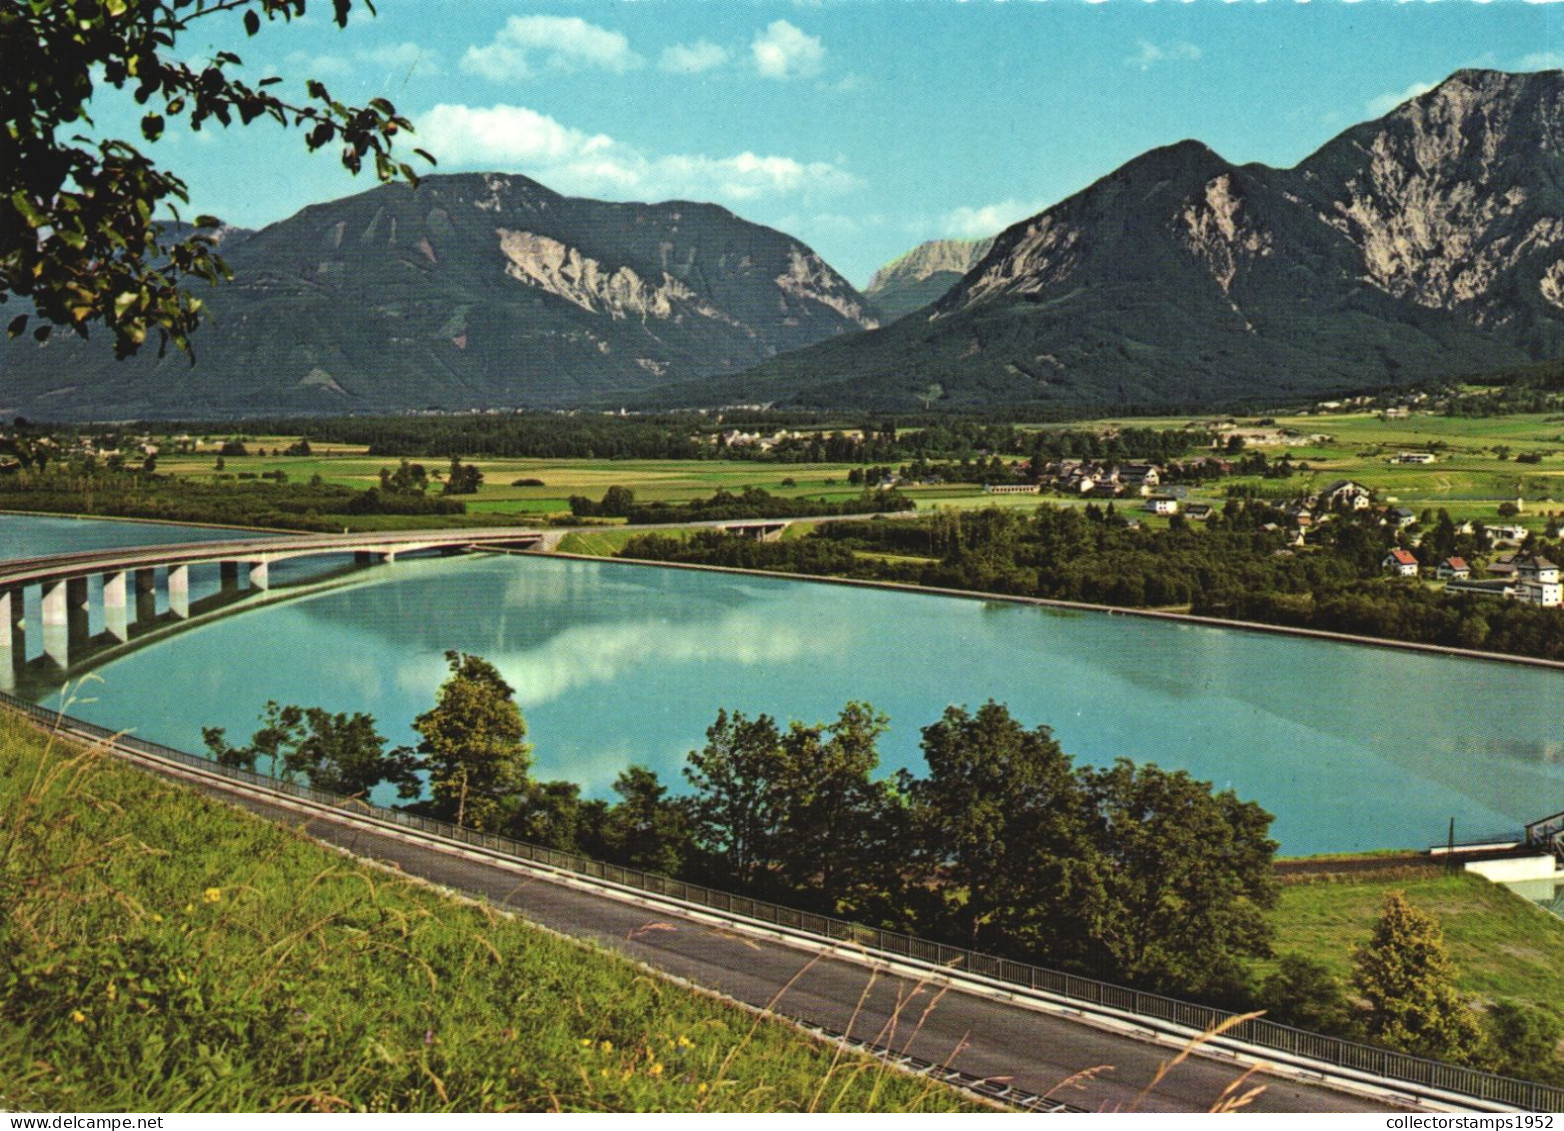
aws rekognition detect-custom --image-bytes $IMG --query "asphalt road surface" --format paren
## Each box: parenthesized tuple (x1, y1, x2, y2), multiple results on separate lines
(207, 789, 1405, 1115)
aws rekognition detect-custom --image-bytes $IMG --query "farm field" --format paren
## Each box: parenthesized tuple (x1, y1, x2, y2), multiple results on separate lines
(1075, 410, 1564, 530)
(147, 410, 1564, 534)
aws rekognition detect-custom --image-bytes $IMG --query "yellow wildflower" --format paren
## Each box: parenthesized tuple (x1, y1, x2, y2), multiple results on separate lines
(202, 887, 222, 903)
(677, 1035, 694, 1049)
(71, 1010, 85, 1024)
(599, 1040, 612, 1053)
(579, 1038, 592, 1048)
(648, 1063, 664, 1078)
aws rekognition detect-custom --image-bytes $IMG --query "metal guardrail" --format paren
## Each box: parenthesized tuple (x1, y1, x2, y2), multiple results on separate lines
(7, 689, 1561, 1114)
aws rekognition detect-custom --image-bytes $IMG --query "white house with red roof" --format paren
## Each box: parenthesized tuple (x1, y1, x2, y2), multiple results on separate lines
(1382, 548, 1419, 577)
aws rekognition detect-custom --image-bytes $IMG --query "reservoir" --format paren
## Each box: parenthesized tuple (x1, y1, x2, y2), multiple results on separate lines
(15, 532, 1560, 857)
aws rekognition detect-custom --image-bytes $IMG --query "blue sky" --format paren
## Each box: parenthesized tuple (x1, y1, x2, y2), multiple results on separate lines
(104, 0, 1564, 288)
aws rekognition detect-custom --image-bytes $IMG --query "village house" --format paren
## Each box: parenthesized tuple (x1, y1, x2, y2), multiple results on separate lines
(1184, 503, 1215, 521)
(1383, 548, 1420, 577)
(1436, 557, 1471, 581)
(1387, 507, 1418, 529)
(1393, 452, 1438, 464)
(1318, 480, 1373, 511)
(1516, 556, 1562, 608)
(1119, 464, 1161, 495)
(1145, 496, 1179, 515)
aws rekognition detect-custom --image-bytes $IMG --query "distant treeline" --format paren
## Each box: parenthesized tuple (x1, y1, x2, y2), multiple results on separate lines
(570, 485, 914, 524)
(106, 413, 1218, 466)
(0, 466, 469, 531)
(621, 503, 1564, 663)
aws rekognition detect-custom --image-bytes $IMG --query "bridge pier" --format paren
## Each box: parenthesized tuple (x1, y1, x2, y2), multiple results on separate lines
(103, 570, 129, 643)
(167, 564, 189, 620)
(40, 578, 89, 668)
(219, 560, 240, 594)
(248, 559, 269, 592)
(0, 589, 23, 690)
(134, 568, 157, 624)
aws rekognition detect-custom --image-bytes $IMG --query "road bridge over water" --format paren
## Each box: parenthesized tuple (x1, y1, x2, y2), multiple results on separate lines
(0, 527, 544, 686)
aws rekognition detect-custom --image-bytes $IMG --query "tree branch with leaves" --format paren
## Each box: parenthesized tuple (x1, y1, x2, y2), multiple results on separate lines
(1, 0, 432, 357)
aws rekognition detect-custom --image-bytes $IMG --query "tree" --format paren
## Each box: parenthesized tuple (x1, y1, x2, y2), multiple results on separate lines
(683, 709, 787, 891)
(1258, 954, 1359, 1037)
(285, 707, 420, 800)
(411, 651, 531, 831)
(441, 455, 483, 496)
(199, 699, 302, 777)
(379, 458, 428, 494)
(1351, 891, 1484, 1061)
(601, 765, 689, 876)
(771, 702, 898, 914)
(3, 0, 430, 356)
(907, 701, 1095, 958)
(1485, 1000, 1564, 1085)
(1080, 759, 1278, 996)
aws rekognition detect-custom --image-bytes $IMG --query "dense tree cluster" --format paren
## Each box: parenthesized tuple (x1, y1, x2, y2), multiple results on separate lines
(0, 459, 481, 528)
(144, 414, 1217, 467)
(571, 485, 914, 524)
(619, 503, 1564, 663)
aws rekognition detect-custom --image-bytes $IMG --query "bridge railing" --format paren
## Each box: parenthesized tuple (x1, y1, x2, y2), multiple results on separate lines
(6, 688, 1560, 1114)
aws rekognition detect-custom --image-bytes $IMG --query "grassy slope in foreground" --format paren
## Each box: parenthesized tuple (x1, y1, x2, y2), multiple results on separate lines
(0, 712, 976, 1114)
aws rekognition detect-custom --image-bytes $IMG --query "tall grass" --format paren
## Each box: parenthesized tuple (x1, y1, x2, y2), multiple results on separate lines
(0, 708, 977, 1113)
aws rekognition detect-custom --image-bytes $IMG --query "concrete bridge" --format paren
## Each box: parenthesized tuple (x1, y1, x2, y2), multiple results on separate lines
(0, 527, 543, 685)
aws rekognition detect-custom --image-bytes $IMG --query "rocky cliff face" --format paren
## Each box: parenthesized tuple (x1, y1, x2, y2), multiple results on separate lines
(683, 69, 1564, 411)
(0, 173, 874, 418)
(864, 237, 994, 320)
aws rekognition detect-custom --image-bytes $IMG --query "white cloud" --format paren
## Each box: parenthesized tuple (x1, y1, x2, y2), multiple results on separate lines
(659, 40, 730, 74)
(1366, 80, 1436, 116)
(416, 103, 858, 203)
(752, 20, 825, 80)
(941, 199, 1047, 240)
(462, 16, 642, 82)
(1517, 51, 1564, 70)
(1125, 40, 1202, 71)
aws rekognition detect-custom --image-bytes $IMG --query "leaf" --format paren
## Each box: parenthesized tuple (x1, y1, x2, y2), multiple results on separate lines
(414, 147, 437, 166)
(141, 113, 164, 141)
(243, 9, 260, 35)
(32, 326, 51, 343)
(193, 215, 221, 229)
(6, 314, 27, 339)
(9, 191, 45, 228)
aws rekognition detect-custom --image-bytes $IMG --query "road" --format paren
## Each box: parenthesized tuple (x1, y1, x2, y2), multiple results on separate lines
(208, 788, 1402, 1115)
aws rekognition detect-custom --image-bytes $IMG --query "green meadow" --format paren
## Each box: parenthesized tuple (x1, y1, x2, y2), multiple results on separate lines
(1260, 870, 1564, 1011)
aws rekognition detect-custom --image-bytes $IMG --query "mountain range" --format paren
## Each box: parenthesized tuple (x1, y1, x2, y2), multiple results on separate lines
(4, 68, 1564, 419)
(0, 174, 874, 419)
(655, 68, 1564, 411)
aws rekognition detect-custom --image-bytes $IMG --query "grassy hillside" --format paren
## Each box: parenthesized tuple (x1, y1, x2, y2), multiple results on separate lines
(1260, 870, 1564, 1010)
(0, 710, 976, 1113)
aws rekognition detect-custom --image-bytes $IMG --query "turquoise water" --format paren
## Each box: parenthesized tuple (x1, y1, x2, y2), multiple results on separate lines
(0, 513, 254, 560)
(35, 546, 1564, 856)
